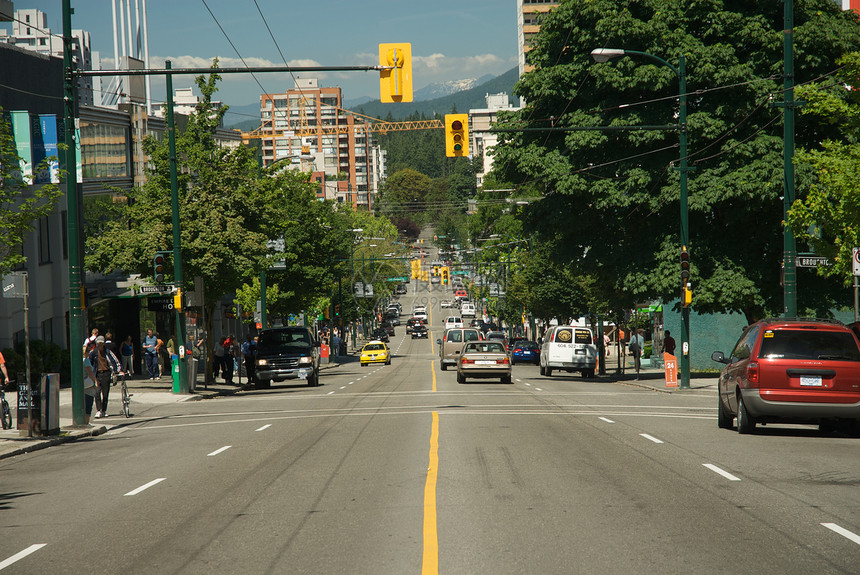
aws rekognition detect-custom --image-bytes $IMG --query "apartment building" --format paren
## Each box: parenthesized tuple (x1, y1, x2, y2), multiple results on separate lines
(517, 0, 558, 77)
(260, 79, 378, 209)
(470, 93, 521, 187)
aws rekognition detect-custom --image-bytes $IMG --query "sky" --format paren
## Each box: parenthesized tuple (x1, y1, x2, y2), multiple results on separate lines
(4, 1, 519, 122)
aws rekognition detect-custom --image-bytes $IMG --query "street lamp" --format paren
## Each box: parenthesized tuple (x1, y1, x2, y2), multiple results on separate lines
(591, 48, 691, 389)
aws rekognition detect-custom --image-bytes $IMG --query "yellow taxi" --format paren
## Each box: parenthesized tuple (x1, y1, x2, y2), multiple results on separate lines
(360, 340, 391, 366)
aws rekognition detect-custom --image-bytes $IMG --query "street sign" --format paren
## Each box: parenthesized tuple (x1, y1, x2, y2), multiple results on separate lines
(386, 276, 408, 282)
(147, 296, 174, 311)
(140, 285, 175, 294)
(796, 256, 830, 268)
(853, 247, 860, 276)
(1, 272, 26, 298)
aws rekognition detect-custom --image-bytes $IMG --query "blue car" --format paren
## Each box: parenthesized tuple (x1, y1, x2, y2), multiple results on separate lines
(510, 340, 540, 365)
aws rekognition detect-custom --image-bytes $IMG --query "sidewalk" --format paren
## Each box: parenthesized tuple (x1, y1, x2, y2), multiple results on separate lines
(0, 358, 344, 460)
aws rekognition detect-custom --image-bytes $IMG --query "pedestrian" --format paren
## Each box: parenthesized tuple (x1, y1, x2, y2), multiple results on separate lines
(213, 337, 226, 380)
(663, 330, 676, 356)
(241, 334, 256, 384)
(83, 327, 98, 353)
(121, 335, 135, 377)
(628, 328, 645, 378)
(82, 347, 98, 424)
(166, 334, 176, 374)
(222, 335, 236, 384)
(156, 332, 165, 378)
(0, 349, 10, 387)
(88, 335, 122, 418)
(143, 328, 159, 379)
(103, 331, 118, 358)
(331, 330, 341, 359)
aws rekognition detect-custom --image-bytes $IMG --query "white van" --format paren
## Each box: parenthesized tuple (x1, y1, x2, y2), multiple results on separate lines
(539, 325, 597, 378)
(461, 302, 476, 317)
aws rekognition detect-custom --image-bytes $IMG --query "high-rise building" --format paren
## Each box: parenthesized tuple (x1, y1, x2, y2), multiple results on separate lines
(517, 1, 558, 77)
(0, 8, 96, 105)
(470, 93, 521, 187)
(260, 79, 378, 209)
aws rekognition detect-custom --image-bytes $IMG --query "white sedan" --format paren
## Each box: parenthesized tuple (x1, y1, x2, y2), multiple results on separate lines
(440, 299, 455, 308)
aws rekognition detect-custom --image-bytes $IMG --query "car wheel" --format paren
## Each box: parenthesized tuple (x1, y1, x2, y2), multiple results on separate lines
(457, 371, 465, 384)
(717, 393, 733, 429)
(386, 358, 391, 365)
(539, 364, 545, 376)
(255, 378, 271, 389)
(307, 372, 319, 387)
(440, 362, 447, 371)
(736, 395, 756, 434)
(361, 362, 367, 367)
(502, 375, 512, 384)
(545, 366, 553, 377)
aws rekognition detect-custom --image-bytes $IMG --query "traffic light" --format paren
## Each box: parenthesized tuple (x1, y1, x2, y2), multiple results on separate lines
(173, 288, 183, 312)
(153, 253, 166, 283)
(335, 304, 341, 317)
(379, 43, 413, 103)
(441, 267, 449, 284)
(680, 246, 690, 284)
(682, 286, 692, 308)
(445, 113, 469, 157)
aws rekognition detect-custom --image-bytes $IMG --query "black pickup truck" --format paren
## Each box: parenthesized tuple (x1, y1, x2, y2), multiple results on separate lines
(254, 327, 320, 389)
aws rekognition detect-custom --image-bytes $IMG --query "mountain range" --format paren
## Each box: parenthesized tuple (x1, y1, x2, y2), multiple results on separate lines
(224, 67, 520, 131)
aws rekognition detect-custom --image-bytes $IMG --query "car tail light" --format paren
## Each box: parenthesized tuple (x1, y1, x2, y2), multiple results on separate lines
(497, 357, 510, 365)
(461, 358, 475, 364)
(513, 347, 523, 353)
(746, 361, 760, 384)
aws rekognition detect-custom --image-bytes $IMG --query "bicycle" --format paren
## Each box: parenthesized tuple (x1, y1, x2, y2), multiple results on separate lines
(113, 372, 132, 418)
(1, 382, 12, 430)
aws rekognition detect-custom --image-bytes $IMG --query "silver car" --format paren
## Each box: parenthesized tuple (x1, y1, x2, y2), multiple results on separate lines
(456, 341, 512, 384)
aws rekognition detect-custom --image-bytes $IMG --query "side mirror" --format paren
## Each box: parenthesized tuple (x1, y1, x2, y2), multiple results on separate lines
(436, 339, 442, 345)
(711, 351, 728, 364)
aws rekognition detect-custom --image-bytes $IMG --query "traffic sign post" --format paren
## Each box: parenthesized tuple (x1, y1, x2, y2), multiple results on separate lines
(854, 248, 860, 322)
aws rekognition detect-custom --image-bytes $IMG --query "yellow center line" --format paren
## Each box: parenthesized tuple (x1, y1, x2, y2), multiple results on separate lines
(430, 358, 437, 392)
(422, 411, 440, 575)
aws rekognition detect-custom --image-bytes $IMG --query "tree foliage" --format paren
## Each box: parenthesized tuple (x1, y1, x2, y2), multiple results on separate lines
(490, 0, 860, 323)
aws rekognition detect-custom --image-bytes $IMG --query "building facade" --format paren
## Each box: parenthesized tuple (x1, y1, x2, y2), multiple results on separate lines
(260, 79, 379, 209)
(517, 1, 558, 77)
(470, 92, 521, 187)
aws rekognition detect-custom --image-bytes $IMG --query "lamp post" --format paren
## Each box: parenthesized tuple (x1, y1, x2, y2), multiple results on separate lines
(591, 48, 690, 389)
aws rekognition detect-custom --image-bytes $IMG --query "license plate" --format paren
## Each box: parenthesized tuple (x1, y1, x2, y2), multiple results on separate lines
(476, 360, 495, 365)
(522, 351, 532, 355)
(298, 372, 307, 379)
(800, 376, 823, 387)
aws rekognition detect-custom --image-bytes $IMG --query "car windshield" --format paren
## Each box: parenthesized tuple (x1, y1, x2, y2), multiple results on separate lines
(464, 342, 505, 354)
(759, 329, 860, 361)
(257, 330, 312, 353)
(364, 344, 386, 351)
(515, 341, 537, 349)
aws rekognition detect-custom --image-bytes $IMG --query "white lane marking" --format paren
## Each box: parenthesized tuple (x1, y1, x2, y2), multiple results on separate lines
(340, 386, 347, 390)
(703, 463, 741, 481)
(327, 391, 335, 395)
(534, 387, 543, 391)
(124, 477, 166, 496)
(207, 445, 232, 457)
(598, 417, 615, 423)
(255, 424, 271, 432)
(640, 433, 664, 444)
(348, 381, 354, 385)
(821, 523, 860, 545)
(0, 544, 47, 570)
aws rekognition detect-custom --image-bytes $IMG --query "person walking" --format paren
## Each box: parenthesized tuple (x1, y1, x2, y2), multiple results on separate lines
(83, 327, 99, 352)
(663, 330, 676, 357)
(155, 332, 165, 378)
(143, 329, 159, 379)
(331, 330, 341, 359)
(628, 328, 645, 378)
(241, 334, 257, 385)
(166, 334, 176, 376)
(213, 337, 226, 381)
(88, 335, 122, 418)
(222, 335, 236, 385)
(82, 348, 99, 424)
(121, 335, 135, 377)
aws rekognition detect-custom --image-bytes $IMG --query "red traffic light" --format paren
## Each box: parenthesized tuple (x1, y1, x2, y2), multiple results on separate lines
(451, 120, 463, 131)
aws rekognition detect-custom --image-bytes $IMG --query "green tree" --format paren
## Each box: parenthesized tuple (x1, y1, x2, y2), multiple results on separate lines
(788, 51, 860, 285)
(492, 0, 860, 323)
(0, 108, 63, 274)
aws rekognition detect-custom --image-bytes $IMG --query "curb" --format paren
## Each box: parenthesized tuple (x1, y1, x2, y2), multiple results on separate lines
(0, 425, 108, 461)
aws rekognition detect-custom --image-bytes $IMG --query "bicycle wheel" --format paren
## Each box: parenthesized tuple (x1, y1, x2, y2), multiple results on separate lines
(121, 382, 131, 418)
(1, 399, 11, 430)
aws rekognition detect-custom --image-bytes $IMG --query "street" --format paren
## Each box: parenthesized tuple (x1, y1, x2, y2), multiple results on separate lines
(2, 293, 859, 574)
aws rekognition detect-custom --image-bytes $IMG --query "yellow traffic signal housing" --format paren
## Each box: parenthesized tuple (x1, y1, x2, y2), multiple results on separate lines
(682, 286, 692, 308)
(379, 43, 413, 103)
(441, 267, 449, 284)
(445, 113, 469, 157)
(173, 289, 183, 312)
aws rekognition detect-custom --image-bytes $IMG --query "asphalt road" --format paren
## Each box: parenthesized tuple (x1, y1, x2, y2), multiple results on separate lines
(2, 289, 859, 574)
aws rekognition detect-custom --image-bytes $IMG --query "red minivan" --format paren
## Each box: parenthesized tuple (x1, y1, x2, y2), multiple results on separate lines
(712, 319, 860, 434)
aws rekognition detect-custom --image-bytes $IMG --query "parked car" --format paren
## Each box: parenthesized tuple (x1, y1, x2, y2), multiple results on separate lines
(457, 340, 512, 384)
(437, 327, 483, 370)
(254, 326, 320, 389)
(360, 340, 391, 366)
(411, 324, 429, 339)
(444, 316, 464, 330)
(511, 340, 541, 365)
(711, 318, 860, 434)
(406, 317, 427, 334)
(371, 327, 389, 343)
(395, 284, 407, 294)
(539, 325, 597, 378)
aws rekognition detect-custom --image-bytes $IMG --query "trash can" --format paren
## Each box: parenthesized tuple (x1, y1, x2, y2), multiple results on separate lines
(187, 358, 198, 392)
(40, 373, 60, 435)
(171, 354, 180, 393)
